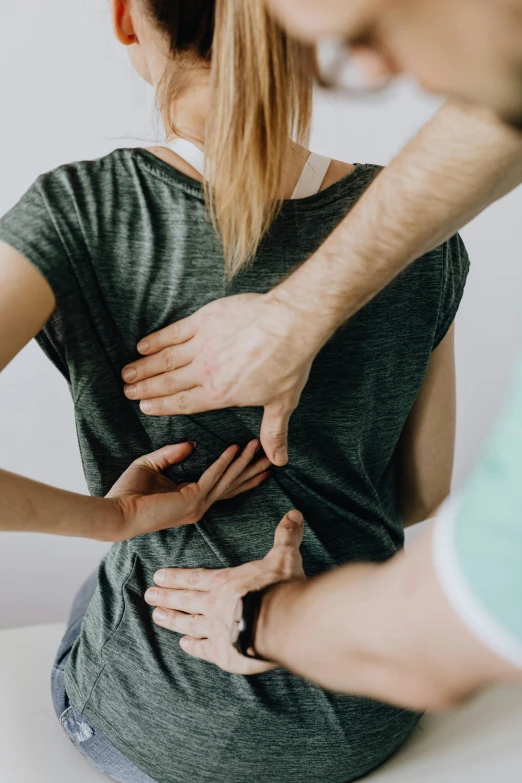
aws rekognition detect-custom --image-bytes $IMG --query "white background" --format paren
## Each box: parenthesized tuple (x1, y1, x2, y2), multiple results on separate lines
(1, 0, 521, 629)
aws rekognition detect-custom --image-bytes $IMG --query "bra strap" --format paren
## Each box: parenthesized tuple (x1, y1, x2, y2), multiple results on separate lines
(291, 152, 332, 199)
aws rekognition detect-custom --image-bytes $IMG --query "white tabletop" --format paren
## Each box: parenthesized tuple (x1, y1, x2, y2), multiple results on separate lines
(1, 624, 521, 782)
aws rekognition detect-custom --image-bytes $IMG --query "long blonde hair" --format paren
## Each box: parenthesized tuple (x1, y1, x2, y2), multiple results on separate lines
(144, 0, 314, 277)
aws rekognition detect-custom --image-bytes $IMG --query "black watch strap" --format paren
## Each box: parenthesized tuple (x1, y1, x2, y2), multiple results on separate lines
(232, 588, 269, 660)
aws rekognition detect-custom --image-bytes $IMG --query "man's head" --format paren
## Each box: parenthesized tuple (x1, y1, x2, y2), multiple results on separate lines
(267, 0, 522, 127)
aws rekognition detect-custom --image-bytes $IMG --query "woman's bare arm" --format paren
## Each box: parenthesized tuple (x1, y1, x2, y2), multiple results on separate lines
(0, 241, 55, 373)
(0, 243, 268, 539)
(396, 325, 456, 527)
(0, 243, 126, 538)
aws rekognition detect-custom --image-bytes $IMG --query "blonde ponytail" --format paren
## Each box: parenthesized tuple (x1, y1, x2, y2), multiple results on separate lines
(207, 0, 313, 277)
(146, 0, 314, 277)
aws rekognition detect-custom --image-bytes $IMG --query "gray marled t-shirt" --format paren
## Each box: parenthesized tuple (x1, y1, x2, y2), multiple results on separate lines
(0, 149, 469, 783)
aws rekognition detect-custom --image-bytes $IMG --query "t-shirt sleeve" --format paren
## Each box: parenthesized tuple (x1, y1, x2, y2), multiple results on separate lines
(433, 350, 522, 669)
(433, 233, 470, 349)
(0, 177, 70, 304)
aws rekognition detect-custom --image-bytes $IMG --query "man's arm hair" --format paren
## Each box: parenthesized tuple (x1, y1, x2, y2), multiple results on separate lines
(272, 100, 522, 344)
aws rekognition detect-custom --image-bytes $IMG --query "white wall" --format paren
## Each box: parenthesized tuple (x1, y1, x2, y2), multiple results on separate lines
(1, 0, 521, 629)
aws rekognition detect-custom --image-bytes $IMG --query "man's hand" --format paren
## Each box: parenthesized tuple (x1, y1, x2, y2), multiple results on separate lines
(121, 293, 323, 466)
(106, 439, 270, 541)
(144, 509, 306, 674)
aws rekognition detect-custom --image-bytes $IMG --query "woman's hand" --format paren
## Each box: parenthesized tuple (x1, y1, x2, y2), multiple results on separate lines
(144, 510, 305, 674)
(106, 439, 270, 541)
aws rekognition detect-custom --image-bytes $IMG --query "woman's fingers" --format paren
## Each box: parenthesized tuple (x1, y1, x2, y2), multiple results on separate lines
(145, 587, 207, 615)
(206, 439, 262, 502)
(152, 608, 209, 638)
(227, 454, 271, 489)
(133, 442, 196, 472)
(220, 468, 270, 500)
(196, 444, 241, 496)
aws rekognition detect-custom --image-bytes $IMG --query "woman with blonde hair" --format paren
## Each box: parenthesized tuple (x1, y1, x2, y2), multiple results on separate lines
(0, 1, 469, 781)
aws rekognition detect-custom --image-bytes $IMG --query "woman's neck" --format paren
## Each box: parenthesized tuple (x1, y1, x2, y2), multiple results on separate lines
(160, 74, 210, 149)
(154, 75, 314, 197)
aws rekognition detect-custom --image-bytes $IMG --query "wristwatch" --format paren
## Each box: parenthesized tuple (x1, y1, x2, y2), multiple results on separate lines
(232, 588, 269, 660)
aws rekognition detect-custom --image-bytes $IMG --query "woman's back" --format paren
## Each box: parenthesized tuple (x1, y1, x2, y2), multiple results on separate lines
(0, 147, 468, 782)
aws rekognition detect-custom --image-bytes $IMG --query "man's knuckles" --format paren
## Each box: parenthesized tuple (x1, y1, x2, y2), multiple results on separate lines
(270, 546, 299, 578)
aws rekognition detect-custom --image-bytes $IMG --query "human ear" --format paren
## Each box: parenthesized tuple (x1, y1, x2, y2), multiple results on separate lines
(110, 0, 137, 46)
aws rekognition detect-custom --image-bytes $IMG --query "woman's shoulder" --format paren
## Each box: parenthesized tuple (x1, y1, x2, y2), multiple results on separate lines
(320, 158, 382, 195)
(321, 159, 357, 190)
(35, 149, 138, 196)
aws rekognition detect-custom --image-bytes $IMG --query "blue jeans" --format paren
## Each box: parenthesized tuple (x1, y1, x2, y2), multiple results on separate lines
(51, 572, 157, 783)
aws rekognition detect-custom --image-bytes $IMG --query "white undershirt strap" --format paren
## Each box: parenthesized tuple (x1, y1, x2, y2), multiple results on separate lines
(291, 152, 333, 199)
(159, 139, 333, 200)
(164, 137, 206, 178)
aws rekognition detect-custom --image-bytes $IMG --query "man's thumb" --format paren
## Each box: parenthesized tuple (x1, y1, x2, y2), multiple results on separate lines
(272, 510, 304, 550)
(260, 404, 292, 466)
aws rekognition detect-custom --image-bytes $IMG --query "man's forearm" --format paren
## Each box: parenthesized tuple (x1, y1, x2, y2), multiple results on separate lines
(0, 468, 120, 540)
(272, 101, 522, 345)
(255, 527, 518, 710)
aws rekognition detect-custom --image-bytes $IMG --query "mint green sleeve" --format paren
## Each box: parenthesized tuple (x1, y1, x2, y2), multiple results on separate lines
(434, 347, 522, 667)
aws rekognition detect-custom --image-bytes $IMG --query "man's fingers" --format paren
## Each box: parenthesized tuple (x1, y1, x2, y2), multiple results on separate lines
(138, 387, 221, 416)
(179, 636, 214, 663)
(180, 636, 275, 674)
(133, 442, 195, 472)
(145, 587, 207, 615)
(153, 567, 225, 591)
(122, 342, 196, 385)
(152, 608, 209, 638)
(124, 365, 196, 402)
(260, 403, 293, 466)
(272, 510, 304, 550)
(136, 316, 198, 356)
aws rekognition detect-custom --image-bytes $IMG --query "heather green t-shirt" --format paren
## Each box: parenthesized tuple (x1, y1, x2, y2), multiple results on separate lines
(0, 149, 469, 783)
